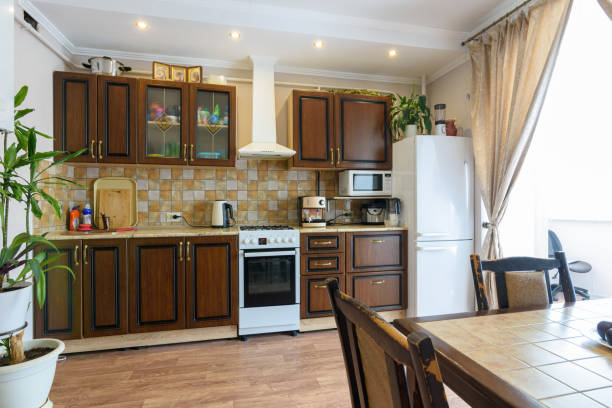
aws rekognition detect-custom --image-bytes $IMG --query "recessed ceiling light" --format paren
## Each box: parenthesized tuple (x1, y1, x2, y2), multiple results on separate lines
(313, 40, 324, 49)
(388, 49, 398, 58)
(229, 31, 241, 40)
(136, 21, 149, 30)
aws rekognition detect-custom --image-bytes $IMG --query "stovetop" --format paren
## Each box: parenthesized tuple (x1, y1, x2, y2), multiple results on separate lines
(239, 225, 294, 231)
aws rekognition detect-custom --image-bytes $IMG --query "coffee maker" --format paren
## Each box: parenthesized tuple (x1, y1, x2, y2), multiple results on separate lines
(298, 196, 326, 228)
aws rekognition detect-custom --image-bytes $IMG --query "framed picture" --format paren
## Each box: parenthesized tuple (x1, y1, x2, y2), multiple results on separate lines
(187, 66, 202, 83)
(171, 65, 187, 82)
(152, 61, 170, 80)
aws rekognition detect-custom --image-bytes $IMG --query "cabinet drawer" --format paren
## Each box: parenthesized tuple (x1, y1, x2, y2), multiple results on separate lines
(301, 253, 344, 275)
(347, 271, 405, 310)
(300, 274, 344, 318)
(347, 231, 406, 272)
(301, 233, 345, 254)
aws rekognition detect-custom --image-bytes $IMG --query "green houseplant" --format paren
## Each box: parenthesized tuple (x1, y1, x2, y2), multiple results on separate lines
(390, 93, 432, 140)
(0, 86, 83, 408)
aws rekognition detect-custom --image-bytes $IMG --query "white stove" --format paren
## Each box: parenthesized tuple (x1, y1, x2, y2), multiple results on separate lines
(238, 225, 300, 340)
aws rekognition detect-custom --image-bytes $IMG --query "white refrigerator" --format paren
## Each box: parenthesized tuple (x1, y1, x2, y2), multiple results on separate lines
(392, 135, 475, 317)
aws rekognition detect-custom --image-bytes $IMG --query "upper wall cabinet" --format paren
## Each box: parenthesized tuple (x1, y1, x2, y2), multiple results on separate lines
(288, 90, 392, 170)
(53, 72, 97, 163)
(188, 83, 236, 167)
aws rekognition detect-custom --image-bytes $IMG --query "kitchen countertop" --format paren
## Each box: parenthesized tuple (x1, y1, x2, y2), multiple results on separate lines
(44, 224, 408, 240)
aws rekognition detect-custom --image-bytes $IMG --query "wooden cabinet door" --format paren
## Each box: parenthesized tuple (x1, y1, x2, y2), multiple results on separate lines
(137, 80, 189, 165)
(334, 93, 392, 169)
(34, 240, 82, 340)
(289, 90, 335, 168)
(185, 236, 237, 328)
(300, 274, 344, 318)
(346, 231, 407, 273)
(53, 72, 96, 163)
(188, 83, 236, 167)
(82, 239, 128, 337)
(347, 271, 406, 311)
(97, 76, 138, 163)
(129, 238, 185, 332)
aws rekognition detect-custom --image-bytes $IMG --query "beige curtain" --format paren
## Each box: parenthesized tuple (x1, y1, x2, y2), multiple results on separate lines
(599, 0, 612, 19)
(469, 0, 573, 306)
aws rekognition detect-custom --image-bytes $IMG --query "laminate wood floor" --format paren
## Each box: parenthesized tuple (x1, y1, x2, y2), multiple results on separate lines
(50, 330, 469, 407)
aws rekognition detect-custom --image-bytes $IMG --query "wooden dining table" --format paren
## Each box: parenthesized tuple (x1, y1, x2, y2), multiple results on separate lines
(394, 298, 612, 408)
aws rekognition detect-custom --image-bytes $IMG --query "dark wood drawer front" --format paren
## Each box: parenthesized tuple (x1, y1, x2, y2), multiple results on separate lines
(349, 272, 404, 310)
(348, 231, 406, 272)
(302, 254, 344, 275)
(302, 233, 345, 253)
(301, 275, 344, 318)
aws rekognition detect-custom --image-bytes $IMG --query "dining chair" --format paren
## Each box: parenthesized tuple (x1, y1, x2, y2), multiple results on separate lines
(548, 230, 592, 300)
(325, 277, 449, 408)
(470, 251, 576, 311)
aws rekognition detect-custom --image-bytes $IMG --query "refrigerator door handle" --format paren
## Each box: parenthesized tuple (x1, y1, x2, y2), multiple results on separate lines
(417, 232, 451, 237)
(417, 245, 454, 251)
(464, 160, 470, 210)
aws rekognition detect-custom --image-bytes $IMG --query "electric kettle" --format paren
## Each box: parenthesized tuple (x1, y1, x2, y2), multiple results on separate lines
(212, 200, 235, 228)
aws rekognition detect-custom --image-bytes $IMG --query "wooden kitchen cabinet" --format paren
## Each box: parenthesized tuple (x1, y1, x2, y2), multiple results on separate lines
(288, 90, 335, 168)
(334, 93, 392, 170)
(185, 236, 237, 328)
(82, 239, 128, 337)
(34, 240, 82, 340)
(137, 79, 189, 165)
(53, 71, 96, 163)
(347, 270, 406, 311)
(188, 83, 236, 167)
(301, 232, 345, 253)
(346, 230, 407, 273)
(128, 237, 185, 332)
(300, 274, 344, 318)
(301, 253, 344, 275)
(96, 75, 138, 163)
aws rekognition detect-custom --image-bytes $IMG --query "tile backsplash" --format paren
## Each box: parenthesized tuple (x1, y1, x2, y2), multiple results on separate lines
(34, 159, 345, 232)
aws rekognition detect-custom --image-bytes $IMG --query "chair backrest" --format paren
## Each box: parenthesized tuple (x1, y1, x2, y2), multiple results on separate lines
(470, 251, 576, 311)
(548, 230, 563, 256)
(326, 278, 449, 408)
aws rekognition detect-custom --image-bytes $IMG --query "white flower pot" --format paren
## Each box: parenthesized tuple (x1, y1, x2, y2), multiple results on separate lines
(405, 124, 417, 138)
(0, 338, 64, 408)
(0, 282, 31, 335)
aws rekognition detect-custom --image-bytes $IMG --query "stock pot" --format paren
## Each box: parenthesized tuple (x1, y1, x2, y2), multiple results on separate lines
(82, 56, 132, 76)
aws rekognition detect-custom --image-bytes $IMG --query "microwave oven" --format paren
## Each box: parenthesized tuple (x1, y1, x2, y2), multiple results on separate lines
(338, 170, 392, 197)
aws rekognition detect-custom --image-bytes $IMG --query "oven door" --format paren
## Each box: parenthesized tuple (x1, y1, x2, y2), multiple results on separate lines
(240, 249, 298, 308)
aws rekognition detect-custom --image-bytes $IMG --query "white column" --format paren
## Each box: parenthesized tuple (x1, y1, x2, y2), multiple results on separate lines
(0, 0, 14, 131)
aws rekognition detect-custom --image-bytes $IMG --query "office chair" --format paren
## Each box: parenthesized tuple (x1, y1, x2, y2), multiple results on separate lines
(549, 230, 591, 300)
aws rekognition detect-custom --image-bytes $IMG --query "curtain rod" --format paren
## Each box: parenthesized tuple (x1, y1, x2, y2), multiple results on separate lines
(461, 0, 534, 46)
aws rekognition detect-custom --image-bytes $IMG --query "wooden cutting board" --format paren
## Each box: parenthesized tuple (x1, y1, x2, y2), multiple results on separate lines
(97, 189, 132, 229)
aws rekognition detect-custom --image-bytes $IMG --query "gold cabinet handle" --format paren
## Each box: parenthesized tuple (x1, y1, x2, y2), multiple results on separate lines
(313, 284, 327, 289)
(90, 140, 96, 159)
(371, 239, 386, 244)
(313, 261, 333, 267)
(98, 140, 103, 160)
(186, 241, 191, 262)
(74, 245, 79, 266)
(179, 242, 184, 262)
(183, 144, 187, 163)
(371, 280, 385, 285)
(313, 240, 333, 246)
(83, 244, 88, 265)
(190, 144, 194, 162)
(336, 147, 340, 166)
(330, 148, 334, 166)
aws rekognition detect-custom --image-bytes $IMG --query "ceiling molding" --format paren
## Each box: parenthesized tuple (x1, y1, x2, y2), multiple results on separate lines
(427, 52, 469, 84)
(32, 0, 467, 51)
(275, 65, 421, 85)
(19, 0, 75, 53)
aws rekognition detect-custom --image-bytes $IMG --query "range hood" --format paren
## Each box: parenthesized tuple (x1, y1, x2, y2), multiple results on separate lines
(238, 56, 296, 160)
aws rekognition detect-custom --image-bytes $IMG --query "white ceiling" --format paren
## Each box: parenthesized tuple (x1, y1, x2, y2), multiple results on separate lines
(27, 0, 510, 81)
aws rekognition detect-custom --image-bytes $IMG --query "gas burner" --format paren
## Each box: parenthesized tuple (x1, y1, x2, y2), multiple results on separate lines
(239, 225, 294, 231)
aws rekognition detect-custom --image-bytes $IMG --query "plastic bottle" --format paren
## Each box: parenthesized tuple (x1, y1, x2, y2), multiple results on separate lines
(69, 206, 80, 231)
(81, 203, 92, 225)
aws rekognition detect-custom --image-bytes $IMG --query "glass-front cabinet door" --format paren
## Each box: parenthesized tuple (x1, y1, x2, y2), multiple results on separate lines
(188, 84, 236, 166)
(138, 80, 188, 165)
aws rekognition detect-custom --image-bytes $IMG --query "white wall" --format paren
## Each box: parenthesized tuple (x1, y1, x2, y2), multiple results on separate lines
(426, 61, 471, 137)
(0, 0, 13, 130)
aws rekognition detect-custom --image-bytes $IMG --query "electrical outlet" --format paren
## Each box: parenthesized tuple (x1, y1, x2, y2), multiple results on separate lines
(166, 212, 182, 222)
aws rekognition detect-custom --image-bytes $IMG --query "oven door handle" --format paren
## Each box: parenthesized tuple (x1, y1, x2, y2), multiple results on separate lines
(243, 250, 298, 258)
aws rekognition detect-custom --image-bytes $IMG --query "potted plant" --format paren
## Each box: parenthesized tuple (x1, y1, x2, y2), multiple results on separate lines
(0, 86, 83, 408)
(390, 93, 432, 140)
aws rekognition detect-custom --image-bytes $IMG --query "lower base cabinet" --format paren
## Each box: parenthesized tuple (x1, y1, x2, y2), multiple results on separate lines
(347, 271, 406, 311)
(300, 274, 344, 318)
